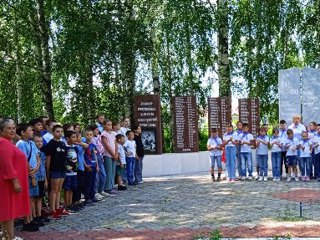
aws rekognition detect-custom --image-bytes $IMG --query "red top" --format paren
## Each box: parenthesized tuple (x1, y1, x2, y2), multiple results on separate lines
(0, 137, 30, 221)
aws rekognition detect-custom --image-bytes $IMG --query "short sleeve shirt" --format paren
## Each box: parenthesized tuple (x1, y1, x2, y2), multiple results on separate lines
(256, 135, 269, 155)
(46, 139, 67, 172)
(223, 132, 236, 147)
(239, 133, 253, 153)
(84, 142, 98, 167)
(101, 131, 116, 157)
(66, 145, 78, 176)
(16, 140, 38, 169)
(207, 137, 222, 156)
(285, 138, 299, 156)
(300, 140, 312, 158)
(270, 136, 281, 152)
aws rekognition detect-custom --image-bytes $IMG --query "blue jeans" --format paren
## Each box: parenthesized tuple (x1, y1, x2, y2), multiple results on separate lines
(126, 157, 135, 184)
(210, 155, 222, 168)
(311, 150, 316, 178)
(225, 146, 236, 180)
(236, 145, 241, 177)
(240, 152, 252, 177)
(95, 154, 106, 193)
(300, 157, 311, 177)
(271, 152, 281, 178)
(103, 156, 116, 191)
(257, 154, 268, 176)
(134, 156, 144, 183)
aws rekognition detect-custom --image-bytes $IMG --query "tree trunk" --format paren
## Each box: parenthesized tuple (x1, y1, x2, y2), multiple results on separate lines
(217, 0, 231, 97)
(35, 0, 54, 120)
(151, 29, 160, 94)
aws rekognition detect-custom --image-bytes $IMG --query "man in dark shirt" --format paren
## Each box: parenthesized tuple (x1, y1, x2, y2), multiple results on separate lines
(132, 125, 145, 184)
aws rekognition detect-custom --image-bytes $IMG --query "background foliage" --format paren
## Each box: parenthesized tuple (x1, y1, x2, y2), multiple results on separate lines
(0, 0, 319, 151)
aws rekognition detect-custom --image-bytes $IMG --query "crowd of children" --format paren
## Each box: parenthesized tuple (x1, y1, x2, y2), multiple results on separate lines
(207, 115, 320, 183)
(12, 115, 145, 232)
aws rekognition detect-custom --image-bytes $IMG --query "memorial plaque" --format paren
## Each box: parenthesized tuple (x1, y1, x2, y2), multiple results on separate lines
(173, 96, 199, 153)
(208, 97, 231, 137)
(134, 95, 163, 154)
(239, 98, 260, 137)
(278, 68, 301, 125)
(301, 68, 320, 124)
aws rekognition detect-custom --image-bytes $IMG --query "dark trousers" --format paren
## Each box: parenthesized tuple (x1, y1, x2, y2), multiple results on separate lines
(73, 170, 85, 203)
(84, 166, 96, 201)
(126, 157, 135, 184)
(315, 153, 320, 180)
(280, 151, 288, 176)
(310, 150, 315, 178)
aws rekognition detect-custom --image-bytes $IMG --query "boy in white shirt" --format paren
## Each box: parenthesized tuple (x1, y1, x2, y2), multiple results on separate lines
(279, 120, 288, 177)
(239, 123, 254, 180)
(124, 130, 137, 185)
(285, 129, 300, 182)
(115, 134, 127, 190)
(207, 128, 223, 182)
(256, 127, 270, 181)
(270, 128, 282, 181)
(223, 124, 237, 182)
(299, 131, 312, 182)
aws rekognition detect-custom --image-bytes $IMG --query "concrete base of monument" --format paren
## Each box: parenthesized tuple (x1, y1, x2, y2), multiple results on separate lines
(142, 150, 274, 177)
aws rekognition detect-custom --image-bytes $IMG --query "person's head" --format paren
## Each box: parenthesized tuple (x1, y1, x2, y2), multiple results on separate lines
(116, 134, 125, 145)
(65, 130, 77, 144)
(63, 123, 74, 135)
(226, 123, 233, 133)
(17, 123, 33, 140)
(262, 123, 269, 132)
(73, 123, 81, 134)
(272, 128, 279, 137)
(287, 129, 294, 138)
(309, 121, 317, 131)
(293, 114, 301, 125)
(242, 123, 249, 133)
(96, 114, 105, 124)
(102, 119, 112, 131)
(122, 117, 130, 128)
(210, 128, 218, 138)
(279, 120, 286, 130)
(0, 118, 16, 140)
(33, 135, 43, 149)
(126, 130, 135, 140)
(39, 116, 49, 129)
(89, 125, 99, 136)
(317, 124, 320, 134)
(52, 124, 63, 140)
(258, 126, 266, 136)
(85, 129, 94, 142)
(112, 121, 121, 132)
(236, 121, 243, 130)
(132, 124, 141, 134)
(46, 120, 58, 133)
(302, 131, 308, 140)
(29, 118, 43, 133)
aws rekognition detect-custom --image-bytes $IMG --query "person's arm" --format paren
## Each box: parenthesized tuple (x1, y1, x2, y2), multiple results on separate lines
(114, 139, 119, 160)
(45, 155, 51, 179)
(101, 135, 116, 158)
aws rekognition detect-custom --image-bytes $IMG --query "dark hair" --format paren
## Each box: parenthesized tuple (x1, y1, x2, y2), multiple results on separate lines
(88, 125, 98, 131)
(33, 134, 42, 139)
(286, 129, 293, 135)
(52, 124, 63, 132)
(96, 114, 104, 119)
(302, 131, 308, 136)
(112, 121, 120, 127)
(279, 120, 286, 124)
(272, 128, 279, 134)
(310, 121, 317, 127)
(116, 133, 125, 140)
(38, 116, 49, 122)
(258, 127, 266, 132)
(210, 128, 217, 133)
(226, 123, 233, 128)
(63, 123, 73, 134)
(236, 121, 243, 125)
(65, 130, 76, 138)
(29, 118, 42, 126)
(102, 119, 112, 125)
(16, 123, 32, 136)
(73, 123, 81, 128)
(242, 123, 249, 128)
(122, 117, 130, 121)
(126, 130, 133, 136)
(45, 119, 52, 127)
(132, 124, 140, 131)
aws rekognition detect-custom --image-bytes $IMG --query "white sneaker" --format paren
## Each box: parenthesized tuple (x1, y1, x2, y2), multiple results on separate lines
(273, 178, 276, 182)
(287, 177, 291, 182)
(258, 177, 263, 181)
(255, 175, 260, 180)
(95, 193, 104, 200)
(264, 177, 268, 181)
(295, 177, 299, 182)
(138, 180, 144, 184)
(100, 191, 111, 197)
(241, 176, 246, 181)
(248, 176, 253, 180)
(14, 237, 24, 240)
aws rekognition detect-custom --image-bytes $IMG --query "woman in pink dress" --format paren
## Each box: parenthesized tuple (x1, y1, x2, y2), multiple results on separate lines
(0, 118, 30, 240)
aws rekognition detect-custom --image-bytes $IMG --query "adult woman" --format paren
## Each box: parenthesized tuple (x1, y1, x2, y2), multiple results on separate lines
(0, 118, 30, 240)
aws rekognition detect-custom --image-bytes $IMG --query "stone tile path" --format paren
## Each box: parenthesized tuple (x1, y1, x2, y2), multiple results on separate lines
(17, 173, 320, 239)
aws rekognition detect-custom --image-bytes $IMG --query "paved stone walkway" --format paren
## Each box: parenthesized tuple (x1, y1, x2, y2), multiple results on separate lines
(17, 173, 320, 239)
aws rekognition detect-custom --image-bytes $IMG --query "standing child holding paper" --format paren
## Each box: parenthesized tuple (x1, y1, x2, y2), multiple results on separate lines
(207, 128, 223, 182)
(284, 129, 300, 182)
